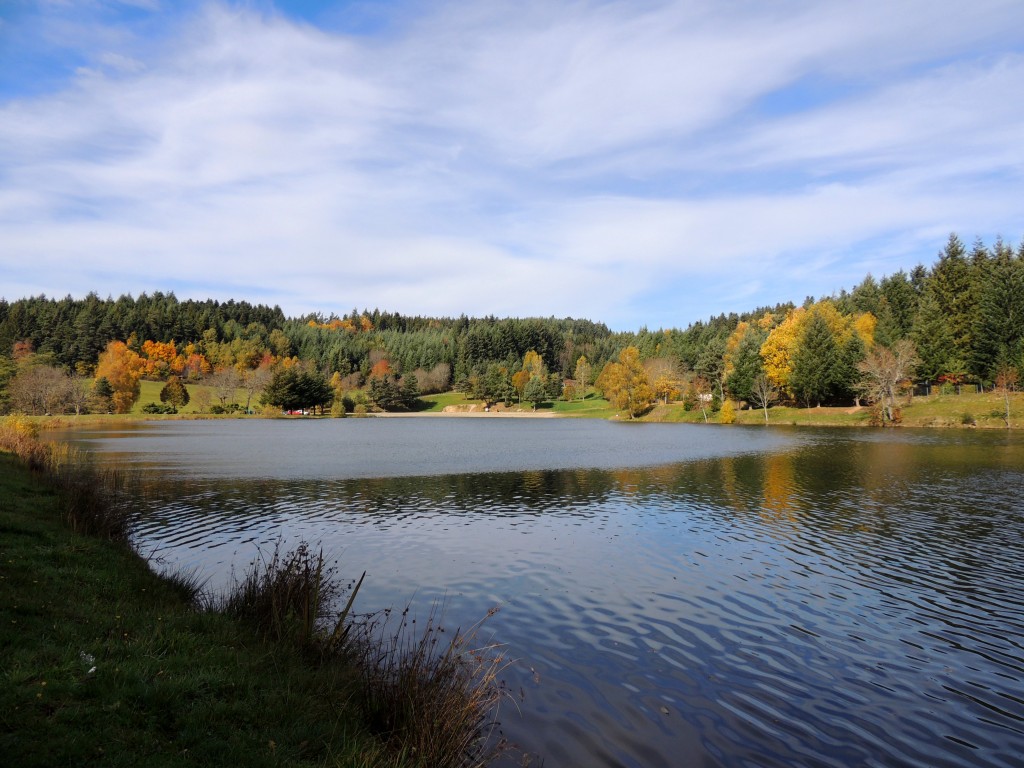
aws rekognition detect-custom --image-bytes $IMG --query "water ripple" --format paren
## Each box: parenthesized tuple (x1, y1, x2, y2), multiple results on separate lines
(72, 421, 1024, 767)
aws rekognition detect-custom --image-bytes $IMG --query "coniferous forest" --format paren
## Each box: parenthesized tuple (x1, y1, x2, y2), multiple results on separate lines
(1, 234, 1022, 418)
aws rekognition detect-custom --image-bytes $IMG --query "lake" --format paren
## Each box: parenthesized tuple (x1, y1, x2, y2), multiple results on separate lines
(57, 418, 1024, 767)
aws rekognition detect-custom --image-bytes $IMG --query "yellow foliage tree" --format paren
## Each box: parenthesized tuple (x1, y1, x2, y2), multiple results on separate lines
(760, 308, 805, 394)
(852, 312, 877, 349)
(718, 399, 736, 424)
(761, 300, 865, 398)
(723, 321, 753, 380)
(95, 341, 145, 414)
(522, 350, 546, 380)
(511, 369, 531, 402)
(603, 347, 654, 419)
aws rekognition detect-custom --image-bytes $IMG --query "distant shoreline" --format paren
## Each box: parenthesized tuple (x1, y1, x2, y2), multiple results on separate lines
(375, 409, 556, 418)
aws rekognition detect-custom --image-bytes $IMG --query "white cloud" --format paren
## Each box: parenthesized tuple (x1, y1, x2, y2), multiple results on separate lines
(1, 0, 1022, 329)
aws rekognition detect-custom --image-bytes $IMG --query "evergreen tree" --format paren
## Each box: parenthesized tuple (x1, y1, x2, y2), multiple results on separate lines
(879, 271, 918, 339)
(400, 373, 420, 409)
(912, 290, 955, 382)
(930, 233, 974, 363)
(837, 332, 866, 403)
(725, 331, 765, 402)
(790, 313, 840, 406)
(971, 238, 1024, 382)
(524, 376, 547, 410)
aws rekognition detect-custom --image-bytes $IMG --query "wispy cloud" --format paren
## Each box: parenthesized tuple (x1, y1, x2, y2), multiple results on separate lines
(1, 0, 1022, 329)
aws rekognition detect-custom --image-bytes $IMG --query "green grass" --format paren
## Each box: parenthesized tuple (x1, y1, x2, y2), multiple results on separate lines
(416, 391, 478, 413)
(644, 390, 1020, 428)
(0, 454, 389, 767)
(0, 442, 519, 767)
(132, 380, 253, 416)
(551, 394, 619, 419)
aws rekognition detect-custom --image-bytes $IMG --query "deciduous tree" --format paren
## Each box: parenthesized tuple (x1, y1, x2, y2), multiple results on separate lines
(749, 374, 779, 423)
(160, 376, 190, 408)
(573, 355, 592, 399)
(857, 339, 919, 424)
(95, 341, 145, 414)
(602, 347, 654, 419)
(994, 366, 1019, 428)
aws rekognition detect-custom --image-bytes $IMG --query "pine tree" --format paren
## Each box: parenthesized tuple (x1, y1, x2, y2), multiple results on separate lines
(912, 290, 955, 382)
(790, 313, 840, 406)
(930, 233, 973, 363)
(725, 331, 765, 402)
(971, 238, 1024, 382)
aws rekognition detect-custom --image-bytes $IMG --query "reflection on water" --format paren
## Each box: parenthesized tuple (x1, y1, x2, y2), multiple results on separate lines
(59, 420, 1024, 767)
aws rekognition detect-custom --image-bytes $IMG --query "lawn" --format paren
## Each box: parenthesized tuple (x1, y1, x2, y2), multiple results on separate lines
(132, 379, 254, 416)
(0, 454, 389, 767)
(645, 390, 1019, 428)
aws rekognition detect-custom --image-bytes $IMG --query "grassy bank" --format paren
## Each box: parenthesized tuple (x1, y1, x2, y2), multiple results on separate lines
(0, 420, 517, 767)
(643, 389, 1020, 428)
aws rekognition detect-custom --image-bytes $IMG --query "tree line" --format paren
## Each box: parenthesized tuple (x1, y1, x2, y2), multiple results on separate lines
(0, 233, 1021, 418)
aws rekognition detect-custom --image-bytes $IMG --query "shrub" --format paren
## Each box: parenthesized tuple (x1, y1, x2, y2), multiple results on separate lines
(961, 412, 976, 425)
(141, 402, 177, 414)
(718, 399, 736, 424)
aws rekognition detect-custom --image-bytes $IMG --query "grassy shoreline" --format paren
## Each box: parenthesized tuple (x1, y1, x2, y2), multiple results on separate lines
(20, 387, 1019, 431)
(0, 424, 517, 767)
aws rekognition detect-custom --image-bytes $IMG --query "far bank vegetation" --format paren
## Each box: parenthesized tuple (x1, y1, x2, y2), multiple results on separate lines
(0, 233, 1021, 426)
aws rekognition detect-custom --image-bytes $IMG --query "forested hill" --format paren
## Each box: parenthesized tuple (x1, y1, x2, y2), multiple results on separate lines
(1, 233, 1023, 408)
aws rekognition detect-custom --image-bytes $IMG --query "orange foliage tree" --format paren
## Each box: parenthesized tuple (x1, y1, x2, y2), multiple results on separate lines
(142, 339, 178, 378)
(95, 341, 146, 413)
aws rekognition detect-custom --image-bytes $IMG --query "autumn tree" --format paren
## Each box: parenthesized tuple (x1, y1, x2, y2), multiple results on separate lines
(141, 339, 178, 379)
(9, 364, 78, 415)
(602, 347, 654, 419)
(241, 364, 273, 413)
(209, 367, 242, 407)
(573, 355, 593, 399)
(160, 376, 190, 408)
(522, 350, 546, 380)
(689, 375, 712, 423)
(749, 374, 779, 423)
(511, 369, 531, 403)
(645, 358, 683, 404)
(994, 366, 1019, 428)
(857, 339, 919, 424)
(95, 341, 145, 414)
(761, 308, 805, 396)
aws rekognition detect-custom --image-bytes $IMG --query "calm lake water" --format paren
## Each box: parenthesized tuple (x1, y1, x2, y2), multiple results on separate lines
(58, 419, 1024, 767)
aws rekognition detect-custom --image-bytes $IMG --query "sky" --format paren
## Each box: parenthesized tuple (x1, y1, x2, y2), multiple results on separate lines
(1, 0, 1022, 331)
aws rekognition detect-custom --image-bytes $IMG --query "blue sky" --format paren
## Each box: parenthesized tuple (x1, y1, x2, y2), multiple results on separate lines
(1, 0, 1022, 331)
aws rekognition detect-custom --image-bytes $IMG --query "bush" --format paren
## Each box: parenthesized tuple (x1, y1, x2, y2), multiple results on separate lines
(209, 403, 242, 415)
(141, 402, 177, 414)
(961, 412, 976, 425)
(718, 399, 736, 424)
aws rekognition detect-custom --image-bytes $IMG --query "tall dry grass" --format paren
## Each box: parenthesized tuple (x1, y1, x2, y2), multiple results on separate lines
(0, 415, 137, 540)
(352, 602, 514, 768)
(222, 542, 519, 767)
